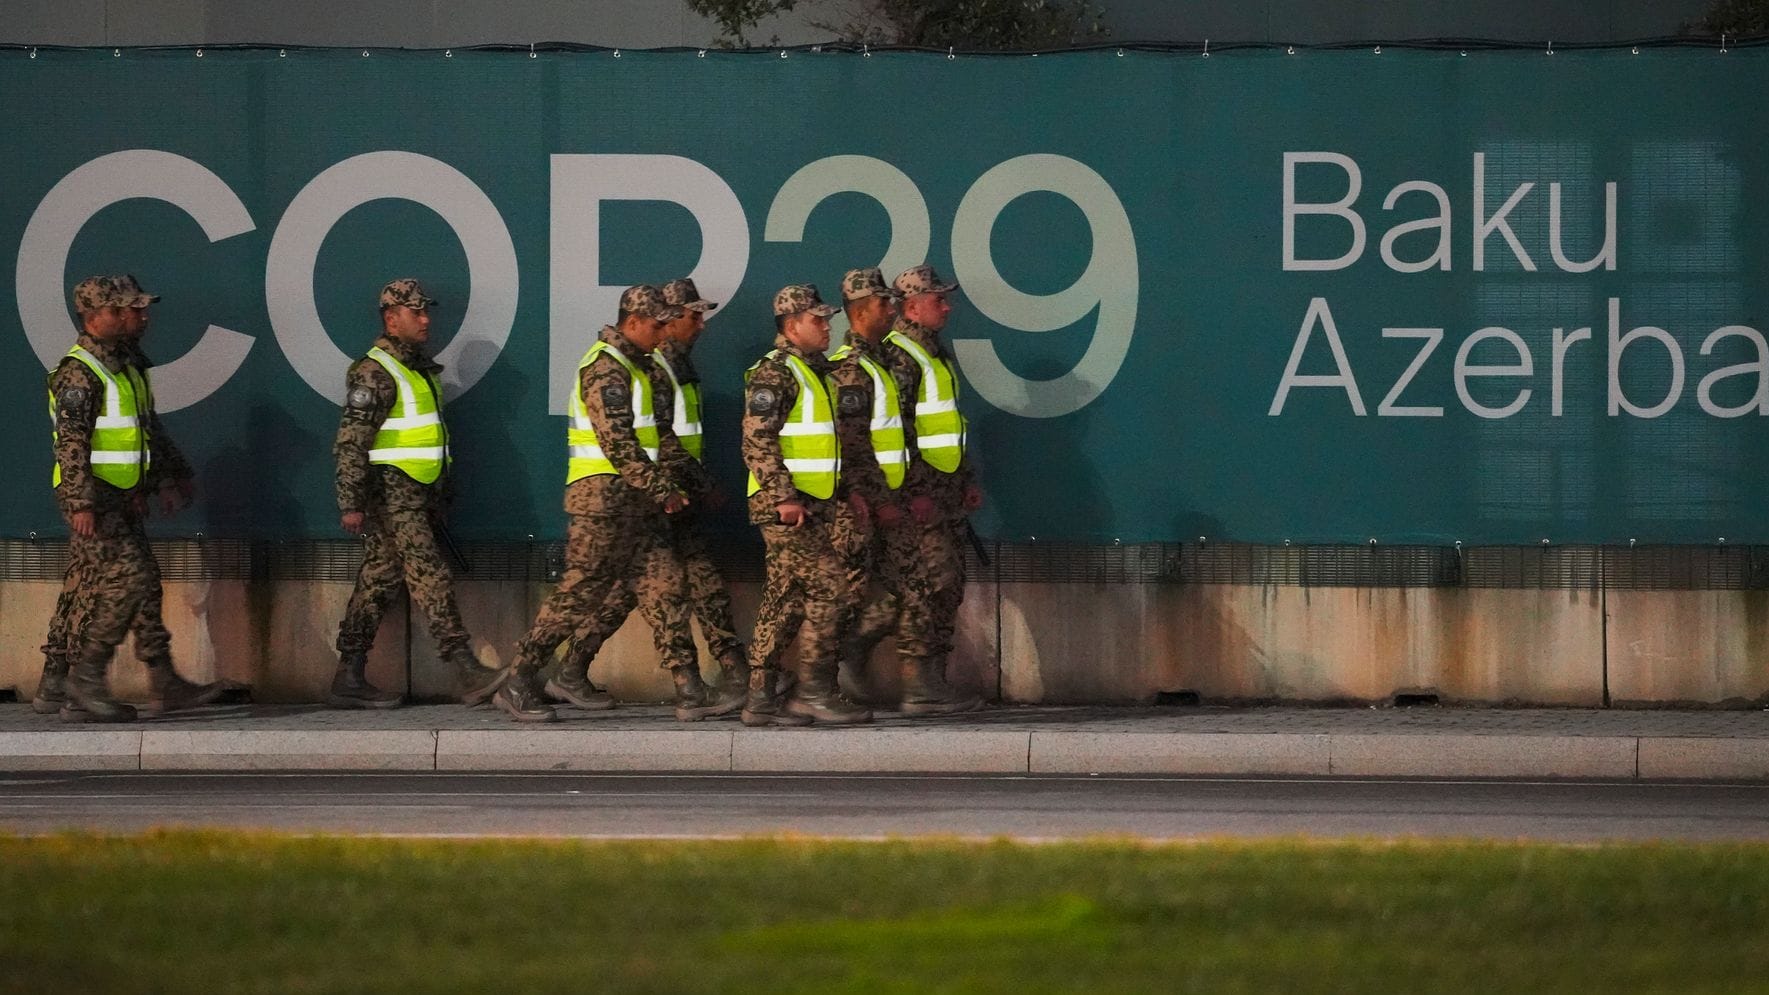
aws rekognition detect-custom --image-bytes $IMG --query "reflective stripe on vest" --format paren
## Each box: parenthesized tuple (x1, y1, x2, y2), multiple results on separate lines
(364, 347, 450, 484)
(829, 343, 906, 490)
(886, 330, 967, 473)
(49, 346, 149, 490)
(567, 342, 659, 482)
(654, 350, 703, 462)
(745, 351, 839, 501)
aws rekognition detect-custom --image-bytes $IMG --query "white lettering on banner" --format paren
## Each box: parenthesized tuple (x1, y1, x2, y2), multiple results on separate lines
(765, 155, 929, 350)
(950, 154, 1138, 418)
(1376, 328, 1444, 417)
(265, 151, 518, 403)
(1281, 151, 1618, 274)
(1453, 327, 1533, 419)
(16, 149, 257, 411)
(1269, 298, 1365, 416)
(1270, 297, 1765, 420)
(1282, 152, 1366, 271)
(550, 154, 749, 415)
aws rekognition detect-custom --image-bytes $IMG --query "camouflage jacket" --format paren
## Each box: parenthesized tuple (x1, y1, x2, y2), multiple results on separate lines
(334, 335, 448, 515)
(564, 325, 681, 518)
(826, 332, 895, 511)
(49, 333, 188, 516)
(742, 334, 839, 525)
(880, 318, 975, 514)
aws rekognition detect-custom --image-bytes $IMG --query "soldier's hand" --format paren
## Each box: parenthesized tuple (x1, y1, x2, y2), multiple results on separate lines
(69, 510, 96, 538)
(663, 491, 690, 515)
(777, 502, 808, 528)
(340, 511, 366, 535)
(703, 485, 727, 511)
(848, 492, 871, 529)
(909, 495, 938, 524)
(875, 501, 904, 527)
(963, 485, 984, 512)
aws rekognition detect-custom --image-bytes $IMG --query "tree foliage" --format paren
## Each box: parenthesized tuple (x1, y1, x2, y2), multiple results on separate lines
(1689, 0, 1769, 36)
(685, 0, 1107, 50)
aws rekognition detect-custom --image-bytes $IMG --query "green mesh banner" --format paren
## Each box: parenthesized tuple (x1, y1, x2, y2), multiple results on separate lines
(1, 46, 1763, 543)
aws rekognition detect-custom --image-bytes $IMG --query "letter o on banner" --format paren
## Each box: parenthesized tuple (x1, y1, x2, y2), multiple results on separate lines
(266, 151, 518, 403)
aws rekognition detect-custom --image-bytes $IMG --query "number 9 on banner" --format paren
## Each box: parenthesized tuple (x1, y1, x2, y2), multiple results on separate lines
(951, 154, 1138, 419)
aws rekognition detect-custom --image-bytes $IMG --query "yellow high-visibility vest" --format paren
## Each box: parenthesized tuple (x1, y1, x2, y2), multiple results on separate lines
(745, 350, 839, 500)
(654, 350, 703, 461)
(49, 345, 149, 490)
(364, 346, 450, 484)
(886, 330, 967, 474)
(567, 341, 659, 482)
(828, 343, 905, 490)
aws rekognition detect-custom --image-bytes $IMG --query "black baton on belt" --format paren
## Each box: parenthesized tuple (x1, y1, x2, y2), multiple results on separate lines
(434, 516, 472, 575)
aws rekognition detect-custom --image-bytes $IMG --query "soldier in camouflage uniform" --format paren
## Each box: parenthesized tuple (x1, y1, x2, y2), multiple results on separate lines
(751, 269, 907, 702)
(331, 278, 505, 709)
(741, 285, 871, 726)
(550, 278, 746, 719)
(38, 276, 222, 722)
(848, 265, 985, 715)
(494, 286, 700, 723)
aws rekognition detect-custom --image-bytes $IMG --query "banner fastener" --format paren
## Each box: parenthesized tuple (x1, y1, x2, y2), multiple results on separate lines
(613, 49, 621, 58)
(278, 49, 286, 57)
(445, 49, 452, 58)
(1202, 39, 1210, 58)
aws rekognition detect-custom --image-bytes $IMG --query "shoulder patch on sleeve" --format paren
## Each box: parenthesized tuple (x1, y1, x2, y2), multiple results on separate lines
(346, 386, 377, 410)
(838, 385, 867, 415)
(55, 386, 90, 412)
(747, 386, 779, 415)
(601, 384, 631, 408)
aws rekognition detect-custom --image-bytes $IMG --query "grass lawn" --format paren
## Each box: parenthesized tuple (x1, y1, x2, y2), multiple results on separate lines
(3, 832, 1768, 994)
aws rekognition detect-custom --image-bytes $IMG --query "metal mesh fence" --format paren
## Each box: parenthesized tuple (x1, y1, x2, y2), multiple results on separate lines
(2, 538, 1766, 590)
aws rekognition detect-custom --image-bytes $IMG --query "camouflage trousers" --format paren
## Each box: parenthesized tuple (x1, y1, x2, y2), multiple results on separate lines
(45, 501, 172, 661)
(849, 517, 967, 665)
(562, 511, 738, 673)
(336, 503, 471, 657)
(749, 502, 867, 674)
(521, 511, 695, 671)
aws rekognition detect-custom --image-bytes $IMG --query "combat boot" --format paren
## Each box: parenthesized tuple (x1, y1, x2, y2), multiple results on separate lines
(326, 652, 403, 710)
(543, 656, 614, 711)
(740, 667, 812, 727)
(900, 656, 983, 717)
(493, 662, 557, 723)
(445, 647, 509, 707)
(143, 658, 225, 715)
(672, 665, 737, 722)
(708, 647, 749, 715)
(61, 641, 135, 724)
(784, 662, 872, 725)
(31, 655, 69, 715)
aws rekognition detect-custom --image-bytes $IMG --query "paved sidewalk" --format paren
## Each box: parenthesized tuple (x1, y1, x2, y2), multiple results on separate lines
(1, 703, 1765, 779)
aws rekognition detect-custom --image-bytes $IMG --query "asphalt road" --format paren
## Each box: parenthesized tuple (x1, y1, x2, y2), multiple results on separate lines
(3, 772, 1768, 842)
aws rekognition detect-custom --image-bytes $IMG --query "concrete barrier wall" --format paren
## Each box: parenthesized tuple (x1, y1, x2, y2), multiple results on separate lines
(1, 570, 1764, 707)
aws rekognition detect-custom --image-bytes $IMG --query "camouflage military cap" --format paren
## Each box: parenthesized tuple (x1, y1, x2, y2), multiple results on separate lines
(662, 278, 719, 313)
(115, 274, 162, 306)
(379, 278, 437, 310)
(840, 267, 902, 302)
(72, 275, 156, 312)
(620, 285, 687, 321)
(772, 284, 839, 317)
(893, 264, 959, 297)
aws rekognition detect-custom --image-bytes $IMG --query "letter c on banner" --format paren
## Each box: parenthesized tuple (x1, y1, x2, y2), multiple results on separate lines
(16, 150, 257, 411)
(950, 154, 1138, 418)
(265, 151, 518, 402)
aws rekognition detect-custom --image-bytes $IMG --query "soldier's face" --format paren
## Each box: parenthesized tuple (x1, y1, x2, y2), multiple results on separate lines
(82, 305, 129, 339)
(784, 311, 831, 353)
(625, 316, 668, 351)
(122, 305, 150, 338)
(383, 305, 430, 344)
(664, 311, 705, 346)
(845, 296, 893, 339)
(902, 292, 951, 331)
